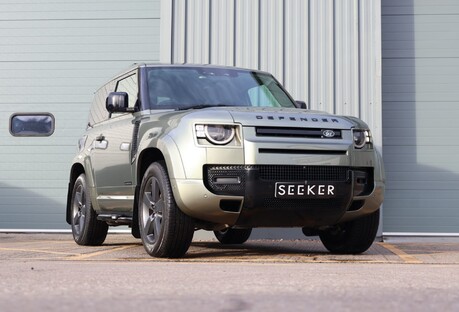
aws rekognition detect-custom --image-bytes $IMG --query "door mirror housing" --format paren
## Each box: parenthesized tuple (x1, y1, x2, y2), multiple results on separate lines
(294, 100, 308, 109)
(106, 92, 134, 116)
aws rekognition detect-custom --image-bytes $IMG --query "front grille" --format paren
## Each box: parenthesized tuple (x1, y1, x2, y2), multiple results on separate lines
(256, 127, 342, 139)
(204, 165, 357, 196)
(258, 148, 347, 155)
(258, 165, 350, 182)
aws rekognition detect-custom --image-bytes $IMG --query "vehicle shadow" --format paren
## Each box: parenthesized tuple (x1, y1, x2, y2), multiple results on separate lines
(185, 240, 334, 260)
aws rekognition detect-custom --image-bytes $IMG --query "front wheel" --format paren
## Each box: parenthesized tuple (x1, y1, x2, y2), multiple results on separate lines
(319, 210, 380, 254)
(138, 161, 194, 258)
(214, 228, 252, 244)
(70, 173, 108, 246)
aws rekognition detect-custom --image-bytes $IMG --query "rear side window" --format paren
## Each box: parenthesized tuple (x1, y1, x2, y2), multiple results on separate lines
(116, 73, 138, 108)
(10, 113, 55, 137)
(88, 80, 116, 126)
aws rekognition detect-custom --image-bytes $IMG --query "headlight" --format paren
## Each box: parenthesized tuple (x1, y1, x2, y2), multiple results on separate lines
(196, 124, 235, 145)
(353, 129, 372, 149)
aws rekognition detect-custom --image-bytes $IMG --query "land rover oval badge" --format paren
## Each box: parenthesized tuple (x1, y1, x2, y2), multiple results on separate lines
(322, 130, 335, 138)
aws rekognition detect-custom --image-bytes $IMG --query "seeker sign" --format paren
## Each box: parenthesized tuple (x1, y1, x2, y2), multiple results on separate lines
(275, 182, 336, 199)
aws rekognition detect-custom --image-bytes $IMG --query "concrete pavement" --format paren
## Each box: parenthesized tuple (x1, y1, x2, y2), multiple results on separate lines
(0, 233, 458, 311)
(1, 233, 458, 264)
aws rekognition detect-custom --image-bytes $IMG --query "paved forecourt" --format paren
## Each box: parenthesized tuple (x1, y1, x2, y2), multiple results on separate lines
(1, 233, 458, 264)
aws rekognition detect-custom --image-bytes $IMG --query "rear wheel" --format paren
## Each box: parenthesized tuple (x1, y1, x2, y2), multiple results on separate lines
(70, 173, 108, 246)
(138, 161, 194, 258)
(214, 228, 252, 244)
(319, 210, 380, 254)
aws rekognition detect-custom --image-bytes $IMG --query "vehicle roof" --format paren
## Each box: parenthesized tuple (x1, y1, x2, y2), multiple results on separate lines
(121, 63, 269, 77)
(142, 63, 265, 71)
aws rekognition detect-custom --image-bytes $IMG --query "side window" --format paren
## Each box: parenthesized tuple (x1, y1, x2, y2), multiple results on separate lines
(116, 73, 138, 108)
(88, 80, 116, 126)
(10, 113, 55, 137)
(248, 85, 280, 107)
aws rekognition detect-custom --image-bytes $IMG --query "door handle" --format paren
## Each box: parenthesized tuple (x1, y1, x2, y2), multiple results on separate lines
(94, 134, 108, 150)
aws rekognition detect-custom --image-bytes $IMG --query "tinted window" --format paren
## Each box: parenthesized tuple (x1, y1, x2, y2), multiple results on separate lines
(248, 85, 281, 107)
(146, 67, 295, 109)
(116, 73, 138, 108)
(10, 113, 55, 137)
(88, 80, 116, 126)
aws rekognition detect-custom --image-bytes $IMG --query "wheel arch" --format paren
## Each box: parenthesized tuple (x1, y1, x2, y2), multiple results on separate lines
(136, 148, 166, 186)
(66, 163, 85, 224)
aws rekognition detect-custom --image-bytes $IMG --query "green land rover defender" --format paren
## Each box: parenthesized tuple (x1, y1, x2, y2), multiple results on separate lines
(66, 64, 385, 258)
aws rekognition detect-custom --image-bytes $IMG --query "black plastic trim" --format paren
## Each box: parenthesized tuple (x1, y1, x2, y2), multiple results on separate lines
(256, 126, 342, 139)
(259, 148, 347, 155)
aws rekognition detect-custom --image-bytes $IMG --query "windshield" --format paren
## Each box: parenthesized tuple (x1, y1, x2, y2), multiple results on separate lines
(146, 67, 296, 110)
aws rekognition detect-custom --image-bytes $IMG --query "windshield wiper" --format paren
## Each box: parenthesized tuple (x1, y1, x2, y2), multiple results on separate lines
(176, 104, 237, 111)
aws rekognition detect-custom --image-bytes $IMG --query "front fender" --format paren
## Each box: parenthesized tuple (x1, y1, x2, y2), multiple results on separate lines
(135, 133, 187, 181)
(157, 134, 187, 180)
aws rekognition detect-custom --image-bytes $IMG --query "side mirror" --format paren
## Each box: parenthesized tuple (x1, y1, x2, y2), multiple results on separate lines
(294, 100, 308, 109)
(106, 92, 129, 115)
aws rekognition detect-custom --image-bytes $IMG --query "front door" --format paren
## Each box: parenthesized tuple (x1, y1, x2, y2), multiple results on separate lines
(90, 72, 139, 212)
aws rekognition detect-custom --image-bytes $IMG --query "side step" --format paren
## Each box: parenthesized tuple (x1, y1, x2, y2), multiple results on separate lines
(97, 214, 132, 226)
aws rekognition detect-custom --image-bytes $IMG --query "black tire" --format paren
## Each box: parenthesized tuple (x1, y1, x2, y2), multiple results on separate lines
(70, 173, 108, 246)
(214, 228, 252, 244)
(319, 210, 380, 254)
(138, 161, 194, 258)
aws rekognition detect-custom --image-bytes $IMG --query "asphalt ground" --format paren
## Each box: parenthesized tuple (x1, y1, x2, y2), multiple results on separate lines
(1, 233, 458, 264)
(1, 233, 459, 311)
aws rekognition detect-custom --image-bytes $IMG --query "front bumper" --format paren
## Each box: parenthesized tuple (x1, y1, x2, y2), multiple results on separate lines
(171, 165, 384, 228)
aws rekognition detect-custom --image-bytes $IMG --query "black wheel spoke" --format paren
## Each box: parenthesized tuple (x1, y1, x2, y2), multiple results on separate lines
(155, 199, 165, 214)
(151, 179, 160, 202)
(145, 214, 156, 236)
(153, 214, 162, 235)
(143, 191, 153, 211)
(73, 210, 81, 227)
(75, 190, 83, 207)
(79, 214, 85, 233)
(73, 210, 80, 223)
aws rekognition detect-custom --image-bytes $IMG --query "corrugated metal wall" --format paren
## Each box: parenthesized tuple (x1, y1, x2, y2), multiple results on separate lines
(382, 0, 459, 234)
(0, 0, 160, 230)
(160, 0, 382, 150)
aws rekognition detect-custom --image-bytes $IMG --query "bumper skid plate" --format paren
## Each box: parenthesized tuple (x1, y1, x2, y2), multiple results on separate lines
(204, 165, 371, 227)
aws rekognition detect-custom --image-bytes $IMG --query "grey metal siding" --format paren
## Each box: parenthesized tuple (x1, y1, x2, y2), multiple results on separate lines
(0, 0, 160, 229)
(382, 0, 459, 233)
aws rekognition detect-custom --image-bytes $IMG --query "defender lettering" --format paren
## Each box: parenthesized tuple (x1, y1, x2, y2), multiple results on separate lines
(255, 116, 340, 123)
